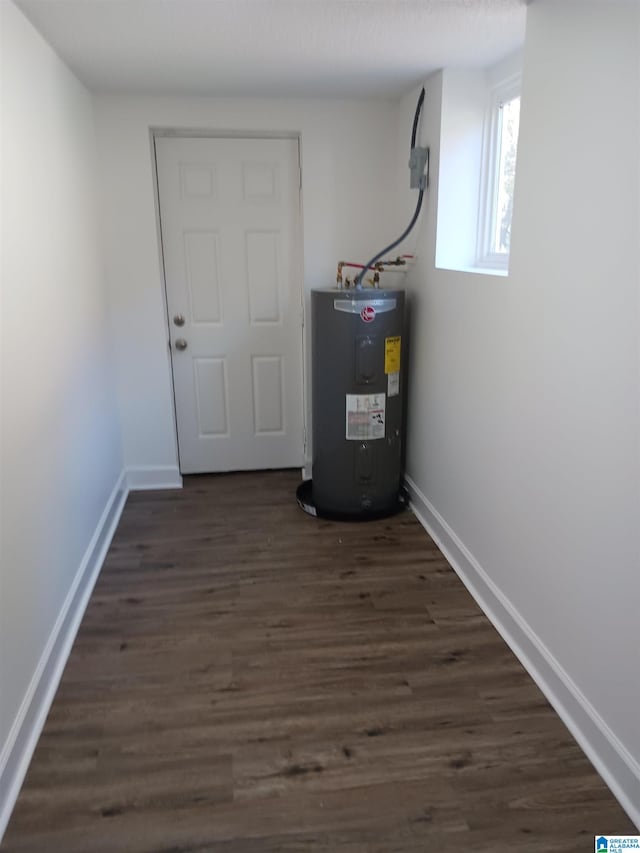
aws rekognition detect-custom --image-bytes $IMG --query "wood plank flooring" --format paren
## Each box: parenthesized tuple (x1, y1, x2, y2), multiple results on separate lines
(2, 471, 635, 851)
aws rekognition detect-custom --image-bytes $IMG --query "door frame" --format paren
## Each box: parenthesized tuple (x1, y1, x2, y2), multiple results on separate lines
(149, 128, 307, 475)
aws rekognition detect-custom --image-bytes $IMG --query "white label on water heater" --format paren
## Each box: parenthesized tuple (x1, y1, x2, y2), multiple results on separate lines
(345, 393, 386, 441)
(387, 371, 400, 397)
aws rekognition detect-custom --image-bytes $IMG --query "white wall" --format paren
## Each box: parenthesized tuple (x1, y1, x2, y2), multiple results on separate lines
(397, 0, 640, 823)
(0, 0, 124, 829)
(93, 95, 400, 474)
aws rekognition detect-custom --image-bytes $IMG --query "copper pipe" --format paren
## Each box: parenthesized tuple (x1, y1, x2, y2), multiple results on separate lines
(336, 256, 408, 284)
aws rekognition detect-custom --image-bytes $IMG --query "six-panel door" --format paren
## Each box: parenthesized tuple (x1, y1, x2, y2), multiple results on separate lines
(155, 136, 304, 473)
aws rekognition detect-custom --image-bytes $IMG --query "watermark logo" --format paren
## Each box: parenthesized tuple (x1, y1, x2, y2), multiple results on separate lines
(595, 837, 640, 852)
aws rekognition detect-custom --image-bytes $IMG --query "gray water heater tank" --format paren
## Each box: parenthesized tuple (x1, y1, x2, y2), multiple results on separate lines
(311, 288, 406, 518)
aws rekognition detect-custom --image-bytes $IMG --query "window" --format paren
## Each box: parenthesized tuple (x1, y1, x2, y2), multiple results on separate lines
(433, 56, 523, 276)
(476, 75, 521, 271)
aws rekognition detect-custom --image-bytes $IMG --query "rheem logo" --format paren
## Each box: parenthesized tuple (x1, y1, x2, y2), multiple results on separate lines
(360, 305, 376, 323)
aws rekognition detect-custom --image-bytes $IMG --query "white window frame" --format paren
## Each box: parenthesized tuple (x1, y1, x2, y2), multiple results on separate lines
(476, 73, 522, 272)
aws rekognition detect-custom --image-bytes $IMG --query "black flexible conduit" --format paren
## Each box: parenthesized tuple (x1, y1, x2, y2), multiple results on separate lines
(355, 87, 426, 288)
(411, 87, 425, 148)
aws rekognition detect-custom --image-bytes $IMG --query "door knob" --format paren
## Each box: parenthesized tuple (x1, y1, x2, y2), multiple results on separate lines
(175, 338, 188, 351)
(173, 314, 185, 327)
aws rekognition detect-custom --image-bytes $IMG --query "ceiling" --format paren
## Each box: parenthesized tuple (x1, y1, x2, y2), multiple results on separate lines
(15, 0, 527, 99)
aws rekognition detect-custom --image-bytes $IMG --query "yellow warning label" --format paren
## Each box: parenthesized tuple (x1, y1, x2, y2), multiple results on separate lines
(384, 336, 401, 374)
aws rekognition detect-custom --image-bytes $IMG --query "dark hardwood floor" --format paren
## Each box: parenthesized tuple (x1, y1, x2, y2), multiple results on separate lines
(2, 471, 634, 851)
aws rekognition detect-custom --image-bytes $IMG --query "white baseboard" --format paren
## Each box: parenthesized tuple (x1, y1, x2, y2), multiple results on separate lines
(404, 474, 640, 830)
(126, 465, 182, 491)
(0, 470, 129, 842)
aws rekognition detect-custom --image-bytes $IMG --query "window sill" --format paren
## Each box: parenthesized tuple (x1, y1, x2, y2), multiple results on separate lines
(435, 263, 509, 278)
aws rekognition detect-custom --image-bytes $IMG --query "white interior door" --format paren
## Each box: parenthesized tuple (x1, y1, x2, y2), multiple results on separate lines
(155, 136, 304, 474)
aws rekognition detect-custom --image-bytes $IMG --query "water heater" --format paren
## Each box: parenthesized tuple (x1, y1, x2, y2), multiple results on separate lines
(311, 288, 406, 518)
